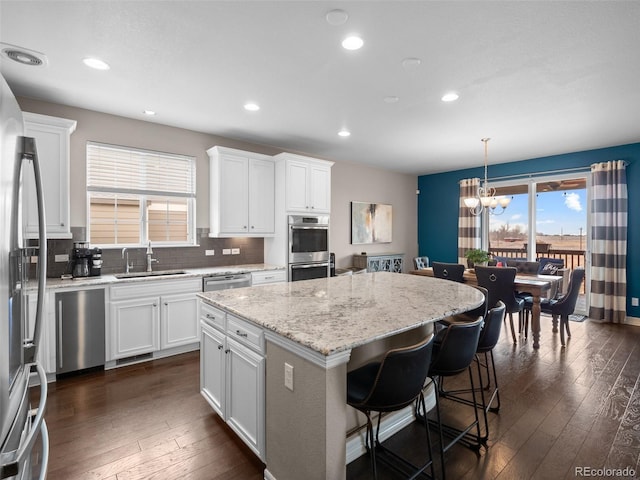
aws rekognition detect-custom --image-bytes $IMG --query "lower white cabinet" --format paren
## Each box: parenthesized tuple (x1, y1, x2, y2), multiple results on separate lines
(109, 278, 201, 361)
(110, 297, 160, 358)
(161, 292, 199, 350)
(200, 302, 265, 460)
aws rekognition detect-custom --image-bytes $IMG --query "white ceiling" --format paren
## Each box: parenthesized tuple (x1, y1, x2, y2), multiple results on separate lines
(1, 1, 639, 175)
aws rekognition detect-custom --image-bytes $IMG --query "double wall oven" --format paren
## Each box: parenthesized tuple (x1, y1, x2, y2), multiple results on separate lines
(288, 215, 330, 282)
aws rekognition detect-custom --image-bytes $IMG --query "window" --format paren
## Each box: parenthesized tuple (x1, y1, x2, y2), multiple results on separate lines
(87, 142, 196, 247)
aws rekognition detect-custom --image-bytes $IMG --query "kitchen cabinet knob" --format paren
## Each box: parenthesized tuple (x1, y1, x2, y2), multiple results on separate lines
(251, 226, 254, 229)
(225, 349, 230, 354)
(243, 226, 247, 229)
(61, 222, 65, 226)
(164, 302, 168, 306)
(218, 345, 223, 350)
(153, 303, 157, 307)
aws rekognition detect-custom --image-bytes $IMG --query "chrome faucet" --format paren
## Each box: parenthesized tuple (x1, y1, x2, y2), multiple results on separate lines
(146, 242, 158, 272)
(121, 247, 133, 273)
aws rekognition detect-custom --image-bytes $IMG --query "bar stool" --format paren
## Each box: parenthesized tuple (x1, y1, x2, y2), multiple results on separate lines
(347, 335, 436, 479)
(439, 302, 506, 442)
(416, 316, 484, 479)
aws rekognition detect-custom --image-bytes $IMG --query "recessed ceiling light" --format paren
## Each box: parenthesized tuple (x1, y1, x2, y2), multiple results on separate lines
(441, 92, 459, 102)
(342, 36, 363, 51)
(244, 103, 260, 111)
(83, 57, 110, 70)
(384, 96, 399, 104)
(143, 110, 156, 116)
(402, 57, 422, 69)
(338, 129, 351, 137)
(326, 9, 348, 26)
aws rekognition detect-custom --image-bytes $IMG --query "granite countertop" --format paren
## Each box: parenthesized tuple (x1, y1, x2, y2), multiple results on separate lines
(198, 271, 484, 356)
(41, 263, 285, 290)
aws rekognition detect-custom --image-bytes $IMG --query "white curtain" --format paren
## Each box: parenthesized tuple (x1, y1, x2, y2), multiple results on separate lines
(458, 178, 481, 265)
(589, 160, 627, 323)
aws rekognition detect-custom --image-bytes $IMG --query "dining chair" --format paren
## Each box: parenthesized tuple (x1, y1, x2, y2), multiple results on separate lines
(474, 266, 524, 343)
(523, 267, 585, 346)
(432, 261, 465, 283)
(347, 335, 436, 479)
(413, 256, 430, 270)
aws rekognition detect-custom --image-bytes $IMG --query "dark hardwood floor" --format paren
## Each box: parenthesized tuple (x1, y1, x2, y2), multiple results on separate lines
(39, 316, 640, 479)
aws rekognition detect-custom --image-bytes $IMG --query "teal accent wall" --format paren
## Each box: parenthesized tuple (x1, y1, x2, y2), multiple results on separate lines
(417, 142, 640, 318)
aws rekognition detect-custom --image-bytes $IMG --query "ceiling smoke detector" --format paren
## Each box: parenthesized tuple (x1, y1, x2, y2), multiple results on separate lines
(1, 44, 47, 67)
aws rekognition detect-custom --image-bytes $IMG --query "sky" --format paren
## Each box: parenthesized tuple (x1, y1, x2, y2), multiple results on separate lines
(490, 188, 587, 236)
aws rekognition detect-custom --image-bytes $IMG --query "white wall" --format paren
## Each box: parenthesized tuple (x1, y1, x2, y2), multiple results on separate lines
(330, 160, 418, 270)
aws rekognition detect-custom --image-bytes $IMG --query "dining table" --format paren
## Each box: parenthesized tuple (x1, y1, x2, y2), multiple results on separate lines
(410, 267, 562, 349)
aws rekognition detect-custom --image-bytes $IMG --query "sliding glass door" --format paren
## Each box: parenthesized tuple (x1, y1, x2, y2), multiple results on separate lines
(485, 173, 589, 315)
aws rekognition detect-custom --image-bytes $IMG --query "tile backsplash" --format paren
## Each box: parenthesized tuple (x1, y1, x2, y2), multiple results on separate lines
(45, 227, 265, 278)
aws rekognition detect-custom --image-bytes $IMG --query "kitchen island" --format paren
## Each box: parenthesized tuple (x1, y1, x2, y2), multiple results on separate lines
(198, 271, 484, 480)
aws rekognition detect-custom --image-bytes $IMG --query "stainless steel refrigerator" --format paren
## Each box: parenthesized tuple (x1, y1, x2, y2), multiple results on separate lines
(0, 74, 49, 478)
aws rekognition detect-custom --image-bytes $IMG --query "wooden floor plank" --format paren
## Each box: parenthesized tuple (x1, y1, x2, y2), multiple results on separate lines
(39, 320, 640, 480)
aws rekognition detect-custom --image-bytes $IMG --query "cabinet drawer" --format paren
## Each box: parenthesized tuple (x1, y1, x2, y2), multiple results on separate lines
(251, 270, 286, 285)
(227, 314, 264, 353)
(200, 303, 226, 332)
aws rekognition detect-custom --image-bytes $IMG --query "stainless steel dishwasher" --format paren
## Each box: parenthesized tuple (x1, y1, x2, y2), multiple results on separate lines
(202, 272, 252, 291)
(55, 288, 106, 375)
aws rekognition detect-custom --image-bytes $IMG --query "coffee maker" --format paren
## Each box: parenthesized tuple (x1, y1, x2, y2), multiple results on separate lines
(72, 244, 91, 277)
(89, 248, 102, 276)
(72, 243, 102, 277)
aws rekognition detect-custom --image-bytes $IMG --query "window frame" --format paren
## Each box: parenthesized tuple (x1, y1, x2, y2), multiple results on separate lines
(86, 142, 197, 248)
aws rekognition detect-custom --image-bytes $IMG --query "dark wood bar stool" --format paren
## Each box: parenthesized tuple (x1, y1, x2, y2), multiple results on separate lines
(347, 335, 436, 479)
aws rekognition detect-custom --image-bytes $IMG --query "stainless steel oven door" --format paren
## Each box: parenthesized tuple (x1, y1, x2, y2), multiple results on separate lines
(289, 262, 329, 282)
(289, 226, 329, 263)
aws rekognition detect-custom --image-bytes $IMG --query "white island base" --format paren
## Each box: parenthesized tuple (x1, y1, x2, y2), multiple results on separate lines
(198, 272, 484, 480)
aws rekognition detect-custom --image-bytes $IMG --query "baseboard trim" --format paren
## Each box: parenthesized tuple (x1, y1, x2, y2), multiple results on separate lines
(625, 316, 640, 326)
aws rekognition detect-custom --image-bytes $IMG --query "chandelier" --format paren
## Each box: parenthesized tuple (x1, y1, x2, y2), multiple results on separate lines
(464, 138, 511, 215)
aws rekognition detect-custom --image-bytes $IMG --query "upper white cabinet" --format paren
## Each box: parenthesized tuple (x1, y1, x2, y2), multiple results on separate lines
(275, 153, 333, 213)
(208, 146, 275, 237)
(23, 112, 76, 239)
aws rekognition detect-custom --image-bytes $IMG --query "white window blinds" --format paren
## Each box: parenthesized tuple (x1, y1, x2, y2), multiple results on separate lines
(87, 142, 195, 197)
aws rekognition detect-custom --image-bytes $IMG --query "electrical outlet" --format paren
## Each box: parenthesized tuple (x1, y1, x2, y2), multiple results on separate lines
(222, 248, 231, 255)
(284, 363, 294, 391)
(231, 248, 240, 255)
(633, 297, 639, 307)
(55, 254, 70, 262)
(205, 249, 215, 256)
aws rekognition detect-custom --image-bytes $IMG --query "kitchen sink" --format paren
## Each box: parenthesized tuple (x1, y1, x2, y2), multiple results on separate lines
(114, 269, 188, 279)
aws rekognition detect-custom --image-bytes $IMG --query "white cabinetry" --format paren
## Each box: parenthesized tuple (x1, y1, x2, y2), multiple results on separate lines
(23, 112, 76, 239)
(251, 269, 286, 286)
(277, 153, 332, 213)
(108, 278, 201, 363)
(207, 146, 275, 237)
(200, 302, 265, 460)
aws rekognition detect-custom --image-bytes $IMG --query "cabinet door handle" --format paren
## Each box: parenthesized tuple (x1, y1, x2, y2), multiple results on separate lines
(57, 300, 63, 369)
(225, 349, 230, 354)
(164, 302, 168, 306)
(153, 303, 157, 307)
(235, 330, 248, 338)
(218, 345, 223, 350)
